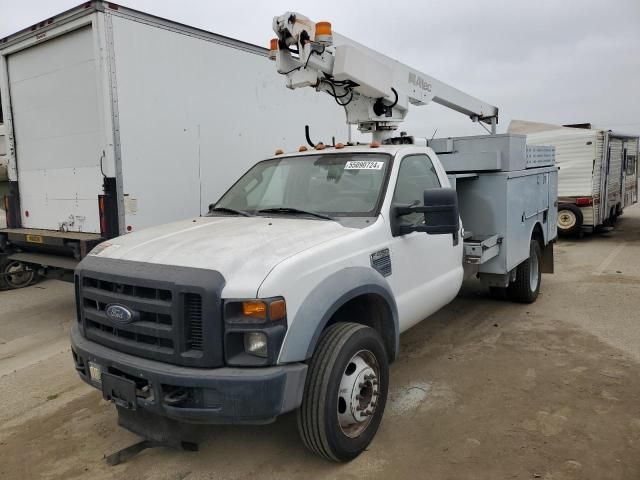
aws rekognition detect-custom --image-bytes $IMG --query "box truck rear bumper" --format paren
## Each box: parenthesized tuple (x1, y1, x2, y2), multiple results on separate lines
(70, 324, 307, 425)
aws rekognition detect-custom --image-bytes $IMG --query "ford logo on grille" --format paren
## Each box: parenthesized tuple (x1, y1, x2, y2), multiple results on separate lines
(105, 304, 134, 324)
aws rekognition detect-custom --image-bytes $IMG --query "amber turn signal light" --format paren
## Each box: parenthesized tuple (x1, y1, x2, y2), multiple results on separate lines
(242, 300, 267, 319)
(269, 299, 287, 320)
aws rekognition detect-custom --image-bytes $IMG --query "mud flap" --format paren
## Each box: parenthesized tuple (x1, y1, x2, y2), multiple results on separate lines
(541, 242, 554, 274)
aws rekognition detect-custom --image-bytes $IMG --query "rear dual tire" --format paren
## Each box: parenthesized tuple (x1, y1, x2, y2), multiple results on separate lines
(297, 322, 389, 462)
(507, 240, 542, 303)
(488, 239, 542, 304)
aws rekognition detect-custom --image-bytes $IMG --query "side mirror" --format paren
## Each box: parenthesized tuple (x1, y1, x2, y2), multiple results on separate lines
(392, 188, 459, 237)
(421, 188, 459, 234)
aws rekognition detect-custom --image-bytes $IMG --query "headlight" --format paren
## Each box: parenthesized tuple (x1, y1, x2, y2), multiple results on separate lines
(244, 332, 268, 358)
(223, 297, 288, 366)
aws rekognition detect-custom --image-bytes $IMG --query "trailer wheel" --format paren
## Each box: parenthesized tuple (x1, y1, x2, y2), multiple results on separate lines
(297, 322, 389, 462)
(508, 240, 542, 304)
(0, 258, 36, 290)
(557, 204, 583, 236)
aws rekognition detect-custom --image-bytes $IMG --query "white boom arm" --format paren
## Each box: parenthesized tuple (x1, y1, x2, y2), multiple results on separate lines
(272, 12, 499, 142)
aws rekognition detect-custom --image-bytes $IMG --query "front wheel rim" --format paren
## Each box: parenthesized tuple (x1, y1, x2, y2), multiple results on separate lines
(337, 349, 380, 438)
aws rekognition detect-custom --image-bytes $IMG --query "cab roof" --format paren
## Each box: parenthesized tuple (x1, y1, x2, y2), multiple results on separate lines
(271, 143, 426, 160)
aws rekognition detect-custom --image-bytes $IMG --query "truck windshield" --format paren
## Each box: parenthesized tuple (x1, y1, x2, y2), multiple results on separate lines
(214, 153, 391, 217)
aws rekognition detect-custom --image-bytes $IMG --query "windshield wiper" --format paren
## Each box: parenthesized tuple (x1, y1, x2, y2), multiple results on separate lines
(257, 207, 334, 221)
(208, 207, 253, 217)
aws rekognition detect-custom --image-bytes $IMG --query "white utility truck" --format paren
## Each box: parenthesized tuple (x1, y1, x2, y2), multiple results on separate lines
(0, 1, 346, 289)
(70, 12, 557, 463)
(510, 120, 638, 236)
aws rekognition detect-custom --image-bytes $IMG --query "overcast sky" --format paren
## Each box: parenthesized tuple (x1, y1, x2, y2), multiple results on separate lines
(1, 0, 638, 138)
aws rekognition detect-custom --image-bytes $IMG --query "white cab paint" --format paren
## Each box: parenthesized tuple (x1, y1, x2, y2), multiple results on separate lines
(93, 214, 357, 299)
(96, 146, 464, 348)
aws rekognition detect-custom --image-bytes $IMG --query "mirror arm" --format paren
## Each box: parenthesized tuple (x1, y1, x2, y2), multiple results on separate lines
(398, 225, 430, 235)
(394, 205, 429, 216)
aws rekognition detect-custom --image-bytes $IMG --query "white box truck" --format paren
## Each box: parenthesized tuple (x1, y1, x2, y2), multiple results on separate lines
(0, 122, 8, 229)
(509, 120, 638, 236)
(70, 12, 557, 463)
(0, 1, 347, 288)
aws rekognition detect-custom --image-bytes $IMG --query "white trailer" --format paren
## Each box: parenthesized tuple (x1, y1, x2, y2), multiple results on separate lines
(0, 1, 347, 288)
(509, 120, 638, 235)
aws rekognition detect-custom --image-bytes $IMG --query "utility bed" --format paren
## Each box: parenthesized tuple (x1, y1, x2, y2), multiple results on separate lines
(432, 133, 558, 285)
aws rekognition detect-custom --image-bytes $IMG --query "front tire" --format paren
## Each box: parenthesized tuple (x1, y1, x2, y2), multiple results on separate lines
(508, 240, 542, 303)
(297, 322, 389, 462)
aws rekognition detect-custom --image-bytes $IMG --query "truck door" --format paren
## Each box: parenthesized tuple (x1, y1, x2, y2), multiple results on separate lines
(387, 153, 463, 332)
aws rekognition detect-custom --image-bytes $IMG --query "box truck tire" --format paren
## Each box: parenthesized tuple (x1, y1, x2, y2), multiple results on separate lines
(0, 258, 36, 290)
(557, 204, 583, 236)
(508, 240, 542, 304)
(297, 322, 389, 462)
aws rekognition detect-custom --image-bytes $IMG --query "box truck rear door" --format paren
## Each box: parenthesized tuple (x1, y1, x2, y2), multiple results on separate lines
(7, 25, 103, 233)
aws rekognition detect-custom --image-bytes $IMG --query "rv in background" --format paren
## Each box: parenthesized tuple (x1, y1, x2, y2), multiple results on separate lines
(0, 1, 346, 289)
(509, 121, 638, 236)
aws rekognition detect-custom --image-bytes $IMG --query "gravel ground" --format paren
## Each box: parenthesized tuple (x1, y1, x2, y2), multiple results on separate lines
(1, 205, 640, 480)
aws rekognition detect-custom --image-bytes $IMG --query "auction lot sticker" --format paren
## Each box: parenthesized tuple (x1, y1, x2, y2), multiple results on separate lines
(344, 160, 384, 170)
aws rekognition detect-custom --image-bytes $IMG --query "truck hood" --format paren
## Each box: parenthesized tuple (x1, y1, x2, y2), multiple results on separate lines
(91, 216, 356, 294)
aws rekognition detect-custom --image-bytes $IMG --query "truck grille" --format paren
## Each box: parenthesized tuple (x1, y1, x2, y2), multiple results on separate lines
(75, 257, 225, 368)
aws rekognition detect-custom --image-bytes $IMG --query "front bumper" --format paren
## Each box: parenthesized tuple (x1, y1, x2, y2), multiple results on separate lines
(70, 324, 307, 425)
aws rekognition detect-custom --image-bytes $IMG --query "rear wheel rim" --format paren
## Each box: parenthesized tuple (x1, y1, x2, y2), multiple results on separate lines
(337, 349, 380, 438)
(529, 249, 539, 292)
(4, 261, 34, 288)
(558, 210, 577, 230)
